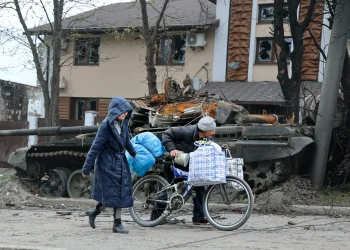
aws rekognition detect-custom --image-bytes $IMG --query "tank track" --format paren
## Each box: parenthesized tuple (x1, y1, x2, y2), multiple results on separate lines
(28, 151, 87, 159)
(245, 158, 292, 193)
(25, 151, 86, 180)
(25, 151, 292, 196)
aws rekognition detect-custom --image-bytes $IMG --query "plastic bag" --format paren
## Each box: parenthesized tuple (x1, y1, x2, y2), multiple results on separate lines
(225, 149, 244, 189)
(131, 132, 165, 158)
(126, 144, 156, 177)
(188, 141, 226, 186)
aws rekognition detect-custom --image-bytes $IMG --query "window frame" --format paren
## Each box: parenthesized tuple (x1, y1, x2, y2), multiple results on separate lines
(255, 37, 293, 64)
(70, 98, 98, 120)
(155, 34, 186, 66)
(74, 37, 100, 66)
(258, 4, 289, 24)
(255, 38, 276, 64)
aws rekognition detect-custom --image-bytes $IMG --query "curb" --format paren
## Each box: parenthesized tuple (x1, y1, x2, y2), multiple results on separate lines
(0, 246, 66, 250)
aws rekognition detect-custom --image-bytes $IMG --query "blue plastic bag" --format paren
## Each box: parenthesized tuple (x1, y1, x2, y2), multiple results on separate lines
(126, 144, 156, 177)
(131, 132, 165, 158)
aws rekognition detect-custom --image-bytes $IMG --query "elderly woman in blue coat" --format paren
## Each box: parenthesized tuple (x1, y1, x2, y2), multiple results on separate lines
(82, 96, 136, 234)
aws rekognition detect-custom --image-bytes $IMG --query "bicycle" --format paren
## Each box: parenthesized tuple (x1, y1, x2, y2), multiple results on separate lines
(129, 159, 254, 231)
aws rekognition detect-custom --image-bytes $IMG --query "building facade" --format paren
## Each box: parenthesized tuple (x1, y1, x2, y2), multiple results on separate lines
(36, 0, 340, 121)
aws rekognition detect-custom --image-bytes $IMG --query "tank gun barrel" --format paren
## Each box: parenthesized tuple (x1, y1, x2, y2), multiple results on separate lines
(0, 126, 99, 137)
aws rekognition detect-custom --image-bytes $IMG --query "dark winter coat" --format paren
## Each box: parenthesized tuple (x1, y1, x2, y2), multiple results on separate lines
(82, 97, 136, 208)
(162, 125, 200, 153)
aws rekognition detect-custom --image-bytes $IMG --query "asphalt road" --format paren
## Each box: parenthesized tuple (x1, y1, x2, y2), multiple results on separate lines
(0, 208, 349, 250)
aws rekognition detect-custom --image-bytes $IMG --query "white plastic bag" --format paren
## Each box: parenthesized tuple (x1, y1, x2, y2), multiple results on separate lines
(188, 141, 226, 186)
(225, 149, 244, 188)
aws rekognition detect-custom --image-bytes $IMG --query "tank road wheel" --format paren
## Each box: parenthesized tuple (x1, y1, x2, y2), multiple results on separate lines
(245, 158, 292, 193)
(40, 169, 69, 197)
(67, 170, 94, 198)
(56, 167, 72, 179)
(27, 161, 45, 179)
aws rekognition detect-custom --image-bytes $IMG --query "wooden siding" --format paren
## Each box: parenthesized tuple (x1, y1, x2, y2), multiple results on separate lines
(58, 97, 71, 120)
(97, 99, 110, 118)
(227, 0, 253, 81)
(300, 0, 324, 81)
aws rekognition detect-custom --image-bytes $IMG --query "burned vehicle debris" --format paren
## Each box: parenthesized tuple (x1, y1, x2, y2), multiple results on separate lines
(1, 77, 314, 197)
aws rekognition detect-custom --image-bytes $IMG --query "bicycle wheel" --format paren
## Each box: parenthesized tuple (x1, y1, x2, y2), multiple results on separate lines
(129, 175, 171, 227)
(204, 176, 254, 231)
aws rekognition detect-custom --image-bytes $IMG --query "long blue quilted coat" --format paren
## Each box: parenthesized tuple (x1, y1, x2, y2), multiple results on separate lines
(82, 97, 136, 208)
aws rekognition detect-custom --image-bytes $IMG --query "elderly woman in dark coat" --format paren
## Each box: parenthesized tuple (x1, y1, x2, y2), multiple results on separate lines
(82, 96, 136, 234)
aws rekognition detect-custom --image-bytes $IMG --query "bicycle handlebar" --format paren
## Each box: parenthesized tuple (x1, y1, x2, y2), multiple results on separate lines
(163, 151, 171, 157)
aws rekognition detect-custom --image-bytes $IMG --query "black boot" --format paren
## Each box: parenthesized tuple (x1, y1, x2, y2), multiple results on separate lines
(86, 208, 101, 229)
(112, 218, 129, 234)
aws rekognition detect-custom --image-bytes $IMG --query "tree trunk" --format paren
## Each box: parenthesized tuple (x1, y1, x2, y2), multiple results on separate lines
(13, 0, 64, 126)
(145, 42, 158, 95)
(47, 0, 64, 127)
(274, 0, 302, 121)
(139, 0, 158, 96)
(273, 0, 316, 122)
(341, 48, 350, 145)
(139, 0, 169, 96)
(49, 39, 61, 126)
(13, 0, 50, 119)
(311, 0, 350, 188)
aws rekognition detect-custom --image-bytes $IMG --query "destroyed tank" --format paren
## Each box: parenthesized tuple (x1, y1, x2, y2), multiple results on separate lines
(2, 123, 314, 198)
(1, 77, 315, 197)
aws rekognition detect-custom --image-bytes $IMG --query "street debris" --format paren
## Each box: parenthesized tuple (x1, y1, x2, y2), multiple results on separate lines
(56, 211, 72, 216)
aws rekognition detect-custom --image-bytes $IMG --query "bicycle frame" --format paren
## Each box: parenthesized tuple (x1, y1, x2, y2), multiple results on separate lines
(147, 165, 236, 213)
(131, 169, 254, 230)
(149, 175, 193, 205)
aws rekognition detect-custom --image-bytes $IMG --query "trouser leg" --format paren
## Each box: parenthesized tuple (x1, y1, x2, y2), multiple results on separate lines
(150, 164, 173, 220)
(87, 202, 105, 229)
(113, 208, 122, 219)
(192, 186, 206, 220)
(96, 203, 107, 212)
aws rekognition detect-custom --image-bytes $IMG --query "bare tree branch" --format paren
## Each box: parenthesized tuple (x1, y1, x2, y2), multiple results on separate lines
(39, 0, 54, 31)
(301, 0, 317, 32)
(326, 0, 335, 17)
(307, 28, 327, 60)
(152, 0, 170, 42)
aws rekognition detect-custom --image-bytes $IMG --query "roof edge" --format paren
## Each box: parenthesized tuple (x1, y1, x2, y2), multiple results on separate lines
(28, 21, 220, 36)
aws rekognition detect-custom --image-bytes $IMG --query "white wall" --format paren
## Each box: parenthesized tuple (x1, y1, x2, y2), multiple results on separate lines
(212, 0, 230, 82)
(318, 8, 331, 82)
(248, 0, 258, 82)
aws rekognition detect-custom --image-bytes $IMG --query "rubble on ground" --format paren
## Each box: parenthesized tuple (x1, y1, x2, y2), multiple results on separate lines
(255, 176, 321, 214)
(0, 176, 33, 208)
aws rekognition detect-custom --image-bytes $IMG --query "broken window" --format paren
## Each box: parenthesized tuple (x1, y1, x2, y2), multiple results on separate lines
(72, 98, 97, 120)
(256, 38, 293, 63)
(74, 38, 100, 65)
(275, 38, 293, 62)
(156, 35, 186, 65)
(258, 4, 289, 23)
(257, 39, 273, 62)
